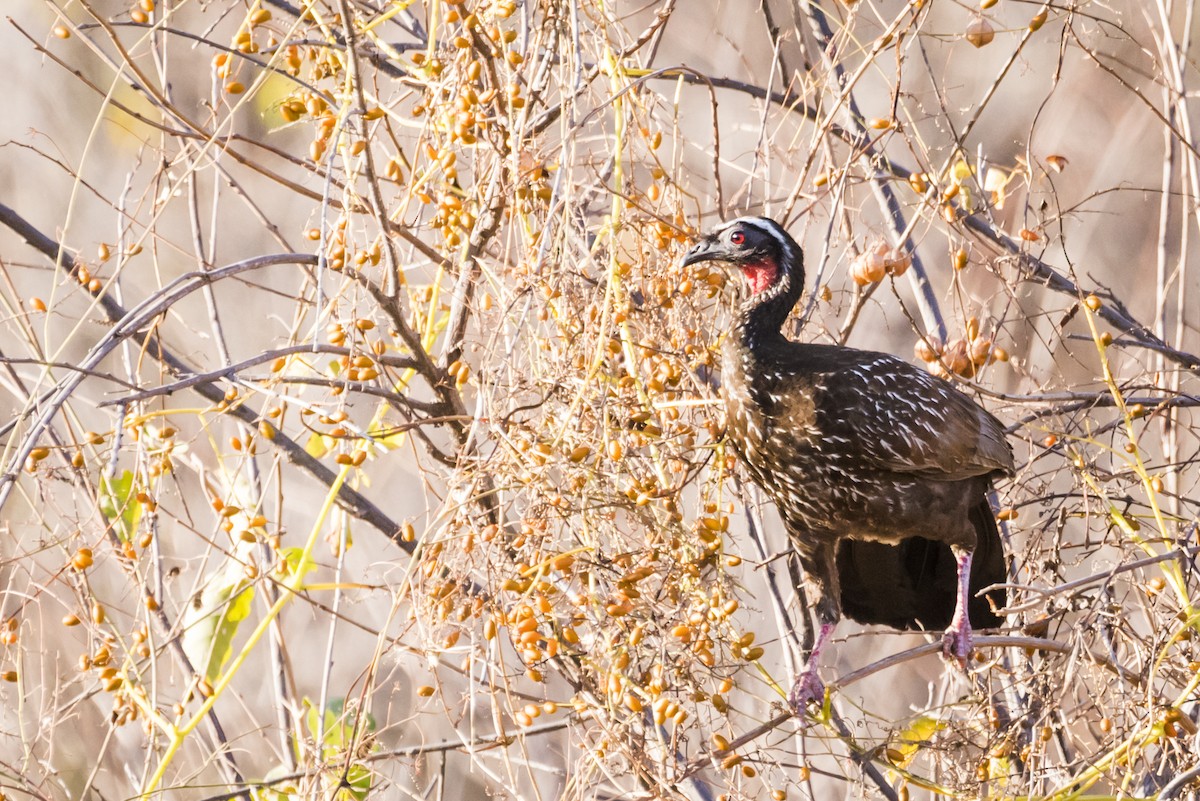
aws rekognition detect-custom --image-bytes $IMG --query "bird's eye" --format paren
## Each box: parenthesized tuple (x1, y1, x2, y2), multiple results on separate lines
(729, 230, 745, 245)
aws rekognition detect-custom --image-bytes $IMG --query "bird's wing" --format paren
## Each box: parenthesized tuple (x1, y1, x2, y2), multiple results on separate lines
(804, 353, 1014, 480)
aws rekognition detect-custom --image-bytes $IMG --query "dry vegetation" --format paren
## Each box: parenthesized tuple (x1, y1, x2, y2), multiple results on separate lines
(1, 0, 1199, 798)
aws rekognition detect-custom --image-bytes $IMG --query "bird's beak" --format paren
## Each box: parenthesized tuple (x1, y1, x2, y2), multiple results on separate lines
(681, 236, 721, 267)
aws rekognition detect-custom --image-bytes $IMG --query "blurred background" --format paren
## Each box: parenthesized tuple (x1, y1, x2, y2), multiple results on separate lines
(1, 0, 1198, 798)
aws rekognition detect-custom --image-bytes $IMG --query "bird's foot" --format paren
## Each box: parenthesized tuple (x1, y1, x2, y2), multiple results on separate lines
(787, 667, 826, 716)
(941, 614, 973, 669)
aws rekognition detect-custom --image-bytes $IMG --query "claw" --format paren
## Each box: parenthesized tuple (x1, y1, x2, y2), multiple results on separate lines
(787, 667, 826, 715)
(788, 622, 835, 716)
(941, 613, 973, 669)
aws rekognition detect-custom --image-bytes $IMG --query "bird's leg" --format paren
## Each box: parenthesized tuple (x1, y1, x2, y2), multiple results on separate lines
(942, 547, 974, 668)
(788, 621, 834, 713)
(789, 544, 840, 714)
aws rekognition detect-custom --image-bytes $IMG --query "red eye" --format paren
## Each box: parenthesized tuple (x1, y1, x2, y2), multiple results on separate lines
(729, 230, 745, 245)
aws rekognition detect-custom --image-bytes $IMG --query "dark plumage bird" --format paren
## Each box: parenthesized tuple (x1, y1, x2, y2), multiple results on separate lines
(682, 216, 1013, 711)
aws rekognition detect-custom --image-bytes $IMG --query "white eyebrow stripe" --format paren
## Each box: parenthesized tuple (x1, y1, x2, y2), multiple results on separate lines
(725, 216, 796, 266)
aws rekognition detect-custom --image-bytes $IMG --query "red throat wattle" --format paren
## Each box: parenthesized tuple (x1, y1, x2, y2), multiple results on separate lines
(741, 260, 778, 295)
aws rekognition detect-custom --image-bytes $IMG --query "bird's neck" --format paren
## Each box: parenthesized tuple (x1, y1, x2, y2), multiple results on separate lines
(733, 270, 803, 352)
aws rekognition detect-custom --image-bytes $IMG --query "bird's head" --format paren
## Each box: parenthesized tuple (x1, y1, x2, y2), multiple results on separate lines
(681, 216, 804, 297)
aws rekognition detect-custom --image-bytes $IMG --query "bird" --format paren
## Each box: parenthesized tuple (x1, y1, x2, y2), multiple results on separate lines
(681, 216, 1014, 713)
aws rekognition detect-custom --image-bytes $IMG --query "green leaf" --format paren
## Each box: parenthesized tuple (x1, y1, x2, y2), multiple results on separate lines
(375, 427, 409, 450)
(305, 432, 330, 459)
(951, 159, 976, 181)
(290, 698, 378, 797)
(254, 765, 301, 800)
(890, 715, 946, 769)
(182, 577, 255, 684)
(274, 547, 317, 582)
(1110, 507, 1138, 535)
(341, 763, 373, 800)
(99, 470, 142, 542)
(302, 697, 377, 757)
(985, 753, 1012, 788)
(254, 72, 294, 127)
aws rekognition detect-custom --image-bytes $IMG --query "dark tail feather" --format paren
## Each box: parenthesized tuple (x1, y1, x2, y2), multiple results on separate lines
(836, 499, 1008, 631)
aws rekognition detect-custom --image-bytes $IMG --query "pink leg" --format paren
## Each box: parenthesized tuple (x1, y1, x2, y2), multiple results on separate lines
(788, 623, 834, 714)
(942, 550, 973, 668)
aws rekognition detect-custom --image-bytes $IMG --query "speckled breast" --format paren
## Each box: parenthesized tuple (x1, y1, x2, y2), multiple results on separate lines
(720, 341, 949, 543)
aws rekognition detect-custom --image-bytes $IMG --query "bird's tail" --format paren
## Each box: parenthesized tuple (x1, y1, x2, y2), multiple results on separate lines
(836, 499, 1008, 631)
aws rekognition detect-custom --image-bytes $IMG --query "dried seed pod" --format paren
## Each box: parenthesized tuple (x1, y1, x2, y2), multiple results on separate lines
(670, 624, 692, 641)
(72, 548, 93, 570)
(943, 338, 975, 378)
(966, 316, 981, 341)
(970, 337, 993, 365)
(886, 247, 912, 276)
(966, 16, 995, 47)
(851, 242, 890, 285)
(914, 336, 942, 363)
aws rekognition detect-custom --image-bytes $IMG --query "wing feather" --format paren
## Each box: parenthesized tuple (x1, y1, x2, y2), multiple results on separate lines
(805, 353, 1014, 480)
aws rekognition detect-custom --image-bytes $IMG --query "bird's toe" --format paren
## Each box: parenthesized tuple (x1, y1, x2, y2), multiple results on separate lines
(941, 619, 973, 669)
(787, 669, 826, 716)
